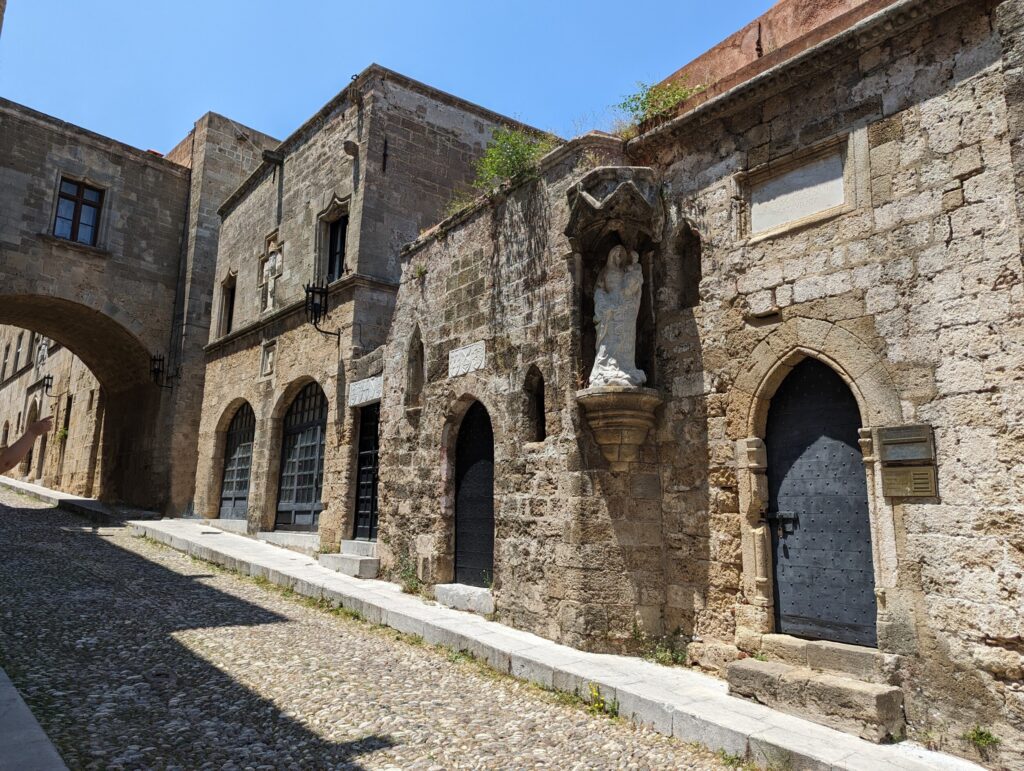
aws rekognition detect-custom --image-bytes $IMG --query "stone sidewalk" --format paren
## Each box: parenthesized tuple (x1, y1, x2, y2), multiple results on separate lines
(131, 517, 982, 771)
(0, 667, 67, 771)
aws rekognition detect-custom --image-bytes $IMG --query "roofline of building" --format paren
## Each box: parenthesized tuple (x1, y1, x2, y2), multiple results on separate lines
(399, 131, 624, 260)
(217, 63, 548, 219)
(0, 97, 191, 176)
(627, 0, 968, 152)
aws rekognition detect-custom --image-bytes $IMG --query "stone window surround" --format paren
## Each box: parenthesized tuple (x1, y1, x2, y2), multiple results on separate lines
(259, 339, 276, 379)
(258, 230, 282, 315)
(728, 317, 907, 656)
(45, 169, 113, 251)
(737, 128, 869, 244)
(315, 194, 352, 285)
(218, 270, 238, 338)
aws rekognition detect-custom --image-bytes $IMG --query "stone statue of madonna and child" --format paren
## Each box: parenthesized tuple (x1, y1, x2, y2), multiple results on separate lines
(588, 244, 647, 388)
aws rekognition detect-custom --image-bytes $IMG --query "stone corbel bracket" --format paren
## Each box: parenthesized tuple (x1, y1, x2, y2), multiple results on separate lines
(565, 166, 664, 253)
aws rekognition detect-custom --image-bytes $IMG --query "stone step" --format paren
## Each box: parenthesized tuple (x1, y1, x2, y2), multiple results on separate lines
(434, 583, 494, 615)
(726, 658, 905, 743)
(206, 518, 247, 535)
(340, 539, 377, 558)
(318, 552, 379, 579)
(256, 531, 319, 557)
(759, 633, 901, 684)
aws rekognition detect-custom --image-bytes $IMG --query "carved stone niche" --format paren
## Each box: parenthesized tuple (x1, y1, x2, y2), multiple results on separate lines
(566, 167, 664, 470)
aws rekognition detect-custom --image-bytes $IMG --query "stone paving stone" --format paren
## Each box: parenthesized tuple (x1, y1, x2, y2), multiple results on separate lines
(128, 515, 986, 771)
(0, 489, 726, 770)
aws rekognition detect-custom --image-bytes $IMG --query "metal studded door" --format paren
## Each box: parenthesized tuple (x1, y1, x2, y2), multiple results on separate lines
(276, 382, 327, 531)
(454, 401, 494, 587)
(352, 403, 380, 541)
(219, 403, 255, 520)
(766, 358, 877, 647)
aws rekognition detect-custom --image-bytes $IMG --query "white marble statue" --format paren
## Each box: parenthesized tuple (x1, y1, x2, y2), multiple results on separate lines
(261, 248, 282, 312)
(589, 244, 646, 388)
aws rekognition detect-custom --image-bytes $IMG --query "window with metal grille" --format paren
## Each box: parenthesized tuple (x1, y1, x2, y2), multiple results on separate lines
(54, 178, 103, 246)
(326, 216, 348, 283)
(276, 382, 327, 531)
(220, 403, 256, 520)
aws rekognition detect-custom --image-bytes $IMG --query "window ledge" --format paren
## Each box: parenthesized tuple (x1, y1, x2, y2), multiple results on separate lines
(38, 233, 110, 259)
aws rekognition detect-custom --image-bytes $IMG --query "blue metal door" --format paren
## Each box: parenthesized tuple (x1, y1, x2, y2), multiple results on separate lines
(454, 402, 494, 587)
(766, 359, 877, 646)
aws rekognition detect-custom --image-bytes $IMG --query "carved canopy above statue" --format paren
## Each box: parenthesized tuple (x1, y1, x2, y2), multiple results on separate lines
(565, 166, 664, 254)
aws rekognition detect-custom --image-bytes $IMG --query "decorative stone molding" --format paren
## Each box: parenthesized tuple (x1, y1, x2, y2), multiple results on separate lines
(447, 341, 485, 378)
(565, 166, 664, 254)
(577, 386, 662, 471)
(348, 375, 382, 407)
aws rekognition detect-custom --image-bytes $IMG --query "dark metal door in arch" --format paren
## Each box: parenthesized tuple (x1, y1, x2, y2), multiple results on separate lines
(219, 403, 255, 520)
(454, 401, 494, 587)
(766, 358, 877, 647)
(352, 402, 380, 541)
(276, 382, 327, 531)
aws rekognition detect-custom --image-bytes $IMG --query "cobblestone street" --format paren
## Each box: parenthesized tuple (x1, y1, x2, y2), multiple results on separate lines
(0, 490, 725, 770)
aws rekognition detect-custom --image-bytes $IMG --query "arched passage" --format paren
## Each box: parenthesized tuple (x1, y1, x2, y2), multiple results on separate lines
(765, 358, 876, 646)
(0, 296, 167, 507)
(454, 401, 495, 587)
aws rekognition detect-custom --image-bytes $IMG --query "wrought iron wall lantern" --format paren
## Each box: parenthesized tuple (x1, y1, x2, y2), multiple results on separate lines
(304, 281, 341, 339)
(41, 374, 54, 396)
(150, 354, 174, 390)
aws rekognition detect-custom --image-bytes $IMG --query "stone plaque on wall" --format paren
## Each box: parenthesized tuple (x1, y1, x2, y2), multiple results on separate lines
(448, 341, 486, 378)
(348, 375, 382, 407)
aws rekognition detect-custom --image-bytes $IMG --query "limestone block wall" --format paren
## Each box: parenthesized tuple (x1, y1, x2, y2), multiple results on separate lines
(377, 0, 1024, 762)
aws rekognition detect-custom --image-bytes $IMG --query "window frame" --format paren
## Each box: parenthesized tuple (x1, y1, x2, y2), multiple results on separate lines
(316, 195, 351, 284)
(53, 177, 104, 246)
(737, 130, 868, 244)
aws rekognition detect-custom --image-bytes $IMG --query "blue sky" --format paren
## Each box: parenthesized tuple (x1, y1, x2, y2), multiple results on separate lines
(0, 1, 775, 152)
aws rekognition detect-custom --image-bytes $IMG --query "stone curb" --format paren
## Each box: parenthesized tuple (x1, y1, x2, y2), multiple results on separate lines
(0, 476, 155, 525)
(129, 518, 982, 771)
(0, 666, 68, 771)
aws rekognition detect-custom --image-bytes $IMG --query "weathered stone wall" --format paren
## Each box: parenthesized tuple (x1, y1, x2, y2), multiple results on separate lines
(0, 99, 192, 507)
(196, 66, 524, 547)
(378, 0, 1024, 763)
(0, 326, 102, 496)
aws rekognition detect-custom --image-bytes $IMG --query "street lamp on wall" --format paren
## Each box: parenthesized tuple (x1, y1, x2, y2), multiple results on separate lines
(150, 354, 174, 390)
(42, 374, 54, 396)
(304, 281, 340, 339)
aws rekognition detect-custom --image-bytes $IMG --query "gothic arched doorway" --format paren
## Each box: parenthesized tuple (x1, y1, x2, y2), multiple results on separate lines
(276, 382, 327, 531)
(219, 402, 256, 520)
(766, 358, 877, 646)
(454, 401, 494, 587)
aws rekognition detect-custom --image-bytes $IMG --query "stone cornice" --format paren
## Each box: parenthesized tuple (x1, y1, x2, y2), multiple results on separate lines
(627, 0, 970, 154)
(203, 272, 397, 353)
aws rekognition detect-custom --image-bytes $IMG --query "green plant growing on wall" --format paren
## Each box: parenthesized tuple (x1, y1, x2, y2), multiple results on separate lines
(397, 554, 422, 595)
(55, 427, 68, 443)
(963, 725, 1000, 758)
(616, 78, 706, 126)
(473, 128, 558, 190)
(412, 263, 428, 280)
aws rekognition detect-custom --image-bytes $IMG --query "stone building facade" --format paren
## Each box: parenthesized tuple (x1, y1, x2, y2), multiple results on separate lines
(0, 98, 276, 509)
(368, 0, 1024, 764)
(190, 66, 538, 550)
(0, 325, 102, 495)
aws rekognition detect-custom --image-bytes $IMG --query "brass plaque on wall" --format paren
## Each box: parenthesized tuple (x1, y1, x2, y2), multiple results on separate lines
(881, 466, 937, 497)
(878, 425, 935, 464)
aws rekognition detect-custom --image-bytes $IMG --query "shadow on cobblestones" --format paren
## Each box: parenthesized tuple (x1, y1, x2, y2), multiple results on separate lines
(0, 499, 394, 769)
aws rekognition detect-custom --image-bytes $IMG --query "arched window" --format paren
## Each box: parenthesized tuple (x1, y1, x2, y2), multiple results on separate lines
(276, 382, 328, 531)
(676, 222, 702, 308)
(406, 326, 425, 409)
(220, 402, 256, 520)
(1, 421, 8, 447)
(524, 366, 546, 442)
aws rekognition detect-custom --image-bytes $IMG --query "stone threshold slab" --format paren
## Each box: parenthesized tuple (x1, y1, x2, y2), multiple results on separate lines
(128, 518, 981, 771)
(0, 666, 68, 770)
